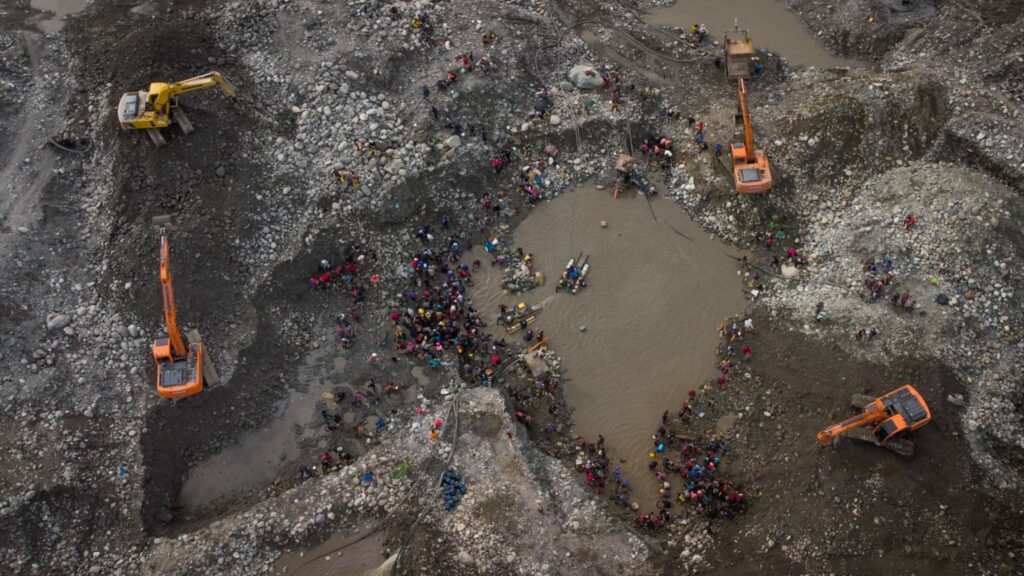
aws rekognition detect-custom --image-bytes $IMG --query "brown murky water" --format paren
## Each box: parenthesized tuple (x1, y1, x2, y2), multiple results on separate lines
(179, 346, 422, 512)
(470, 184, 745, 506)
(644, 0, 856, 68)
(30, 0, 89, 33)
(178, 354, 343, 512)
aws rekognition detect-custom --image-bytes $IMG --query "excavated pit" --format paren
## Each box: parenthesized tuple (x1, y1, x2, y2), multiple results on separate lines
(129, 109, 646, 533)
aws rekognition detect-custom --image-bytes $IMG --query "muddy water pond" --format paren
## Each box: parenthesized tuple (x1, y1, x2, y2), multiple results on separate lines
(179, 349, 426, 513)
(30, 0, 89, 33)
(178, 386, 320, 512)
(644, 0, 856, 68)
(470, 184, 745, 506)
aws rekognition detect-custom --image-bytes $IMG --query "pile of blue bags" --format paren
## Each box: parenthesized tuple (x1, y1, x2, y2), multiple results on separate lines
(441, 469, 467, 510)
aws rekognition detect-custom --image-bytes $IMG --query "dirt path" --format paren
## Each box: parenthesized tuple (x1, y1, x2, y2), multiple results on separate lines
(0, 31, 56, 245)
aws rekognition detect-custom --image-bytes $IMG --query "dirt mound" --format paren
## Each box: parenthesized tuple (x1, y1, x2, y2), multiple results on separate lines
(788, 0, 938, 61)
(770, 69, 947, 189)
(140, 388, 655, 575)
(763, 162, 1024, 486)
(707, 313, 1012, 574)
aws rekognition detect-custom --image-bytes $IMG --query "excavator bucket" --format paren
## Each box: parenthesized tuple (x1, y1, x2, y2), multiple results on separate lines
(151, 214, 174, 229)
(724, 29, 755, 80)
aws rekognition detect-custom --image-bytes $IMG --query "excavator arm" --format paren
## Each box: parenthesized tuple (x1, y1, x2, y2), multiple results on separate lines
(150, 72, 237, 111)
(737, 78, 755, 162)
(816, 408, 885, 444)
(159, 235, 187, 358)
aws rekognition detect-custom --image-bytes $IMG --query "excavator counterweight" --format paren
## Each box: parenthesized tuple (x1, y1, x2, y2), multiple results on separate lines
(817, 385, 931, 455)
(117, 71, 237, 147)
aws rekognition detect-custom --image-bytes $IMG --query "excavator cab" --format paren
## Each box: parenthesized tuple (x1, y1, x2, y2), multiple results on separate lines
(872, 419, 901, 444)
(870, 386, 931, 443)
(153, 339, 204, 399)
(730, 141, 772, 193)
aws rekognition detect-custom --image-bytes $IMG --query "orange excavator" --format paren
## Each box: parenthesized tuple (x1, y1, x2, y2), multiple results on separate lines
(724, 28, 772, 194)
(817, 385, 931, 456)
(151, 229, 217, 399)
(730, 78, 772, 194)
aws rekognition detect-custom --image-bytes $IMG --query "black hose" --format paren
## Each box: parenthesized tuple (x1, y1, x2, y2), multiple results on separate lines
(47, 136, 93, 154)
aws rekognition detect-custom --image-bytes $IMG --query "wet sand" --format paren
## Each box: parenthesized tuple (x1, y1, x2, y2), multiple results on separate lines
(470, 183, 746, 507)
(274, 528, 387, 576)
(177, 353, 340, 511)
(644, 0, 857, 69)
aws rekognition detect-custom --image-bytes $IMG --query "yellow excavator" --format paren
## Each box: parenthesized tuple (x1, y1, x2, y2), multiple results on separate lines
(117, 71, 237, 147)
(151, 219, 218, 399)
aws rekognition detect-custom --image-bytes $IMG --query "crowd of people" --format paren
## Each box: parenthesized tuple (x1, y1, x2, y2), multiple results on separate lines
(861, 255, 916, 312)
(632, 434, 747, 530)
(307, 248, 376, 292)
(300, 444, 357, 479)
(628, 313, 756, 530)
(386, 225, 515, 385)
(639, 135, 675, 170)
(288, 25, 781, 532)
(573, 435, 635, 508)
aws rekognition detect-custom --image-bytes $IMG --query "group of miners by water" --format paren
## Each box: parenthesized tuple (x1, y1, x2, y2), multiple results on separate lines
(632, 319, 752, 529)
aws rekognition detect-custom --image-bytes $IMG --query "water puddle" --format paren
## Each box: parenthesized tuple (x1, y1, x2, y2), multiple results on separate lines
(179, 348, 348, 511)
(470, 183, 746, 506)
(275, 528, 388, 576)
(30, 0, 89, 33)
(644, 0, 856, 68)
(178, 385, 325, 512)
(178, 342, 429, 512)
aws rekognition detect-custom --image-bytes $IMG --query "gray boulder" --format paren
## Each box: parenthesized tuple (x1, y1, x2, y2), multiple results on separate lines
(568, 64, 604, 90)
(46, 313, 71, 332)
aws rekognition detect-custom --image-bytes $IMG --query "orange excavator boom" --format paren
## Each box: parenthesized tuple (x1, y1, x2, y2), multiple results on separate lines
(816, 408, 885, 444)
(159, 235, 187, 358)
(738, 78, 755, 160)
(730, 77, 772, 194)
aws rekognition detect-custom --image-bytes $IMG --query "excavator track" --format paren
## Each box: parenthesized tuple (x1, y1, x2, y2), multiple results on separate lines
(843, 425, 915, 457)
(851, 393, 875, 409)
(172, 106, 194, 135)
(146, 128, 167, 148)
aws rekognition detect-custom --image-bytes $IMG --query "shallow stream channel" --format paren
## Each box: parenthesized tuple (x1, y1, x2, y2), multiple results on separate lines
(470, 182, 746, 506)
